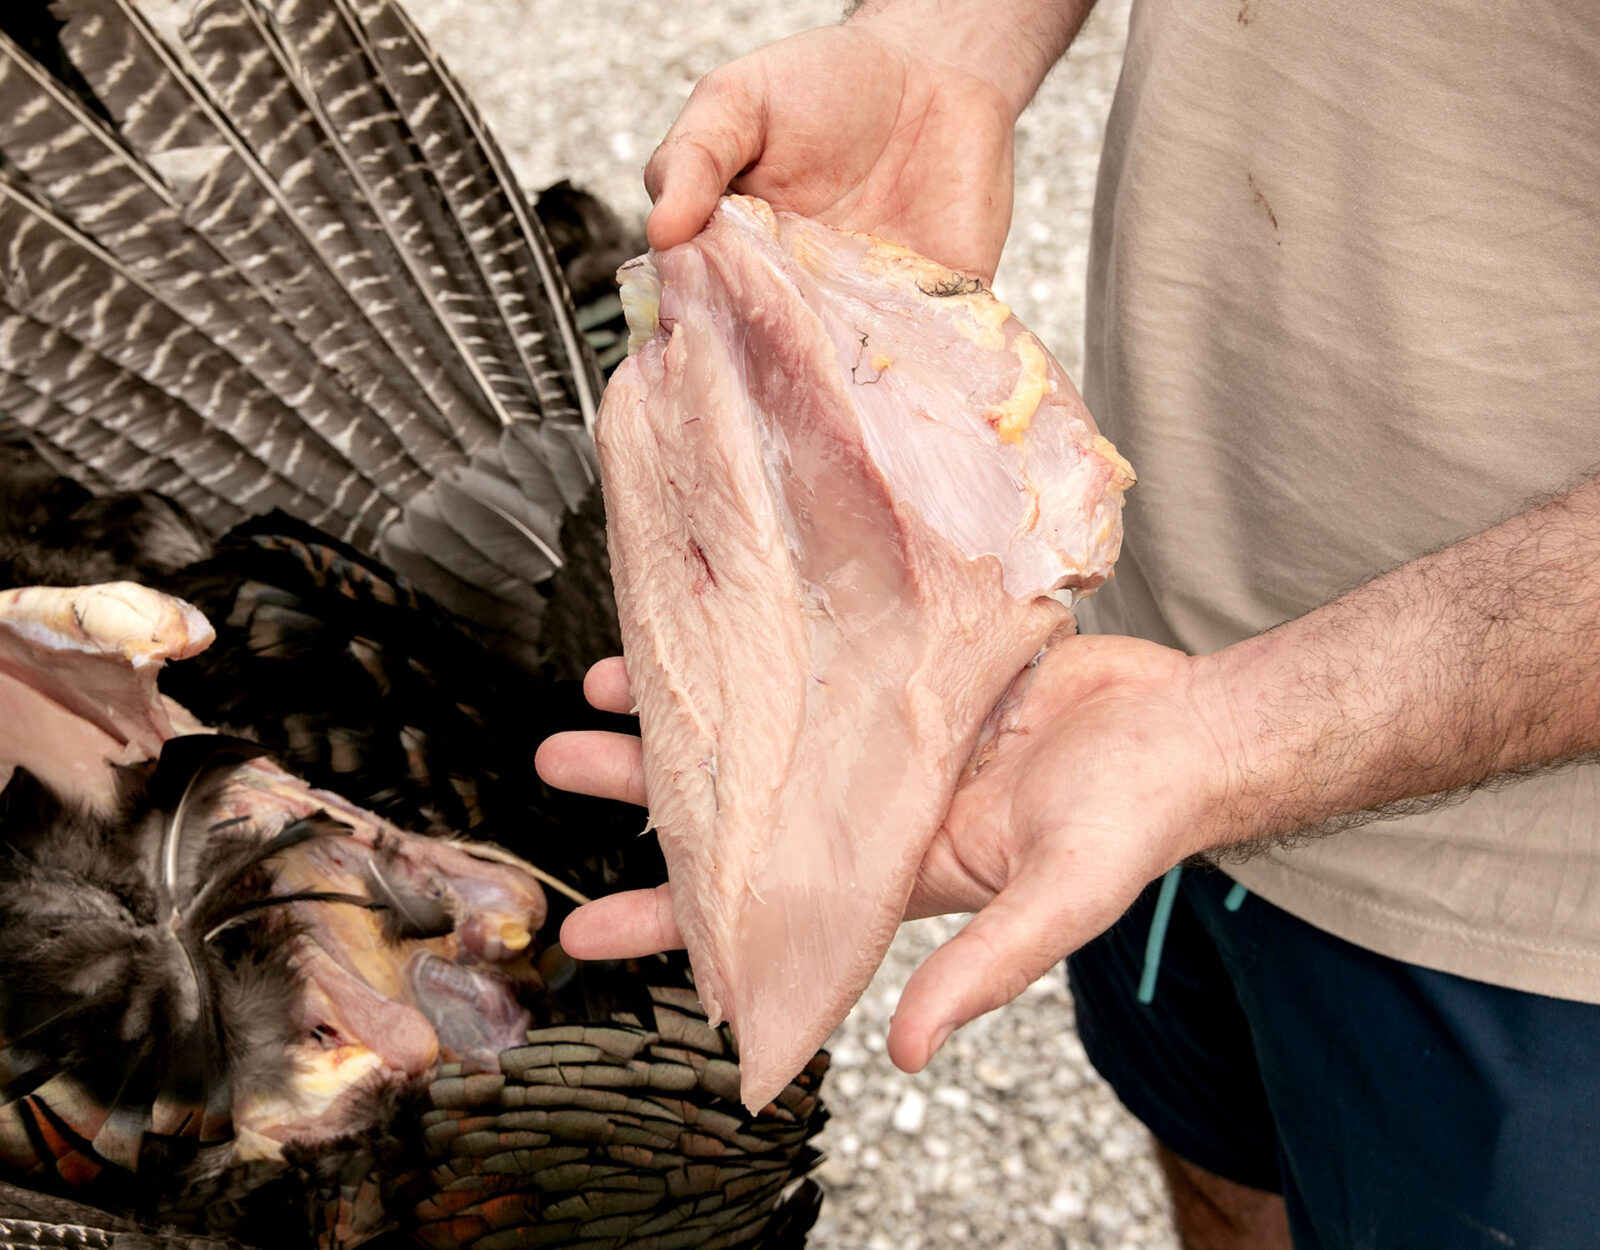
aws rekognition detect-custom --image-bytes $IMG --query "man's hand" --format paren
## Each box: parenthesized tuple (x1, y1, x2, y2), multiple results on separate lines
(643, 1, 1094, 280)
(645, 26, 1015, 280)
(534, 635, 1230, 1074)
(536, 472, 1600, 1074)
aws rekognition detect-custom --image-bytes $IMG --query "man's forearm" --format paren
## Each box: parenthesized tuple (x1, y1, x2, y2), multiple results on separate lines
(1197, 471, 1600, 849)
(846, 0, 1096, 119)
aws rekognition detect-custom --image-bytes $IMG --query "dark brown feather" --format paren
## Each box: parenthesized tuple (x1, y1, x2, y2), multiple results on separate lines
(0, 740, 344, 1213)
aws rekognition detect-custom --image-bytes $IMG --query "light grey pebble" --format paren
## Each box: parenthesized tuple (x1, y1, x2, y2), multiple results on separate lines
(933, 1085, 971, 1112)
(893, 1088, 929, 1134)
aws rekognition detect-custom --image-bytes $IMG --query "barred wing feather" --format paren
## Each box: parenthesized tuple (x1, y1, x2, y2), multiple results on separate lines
(0, 0, 611, 668)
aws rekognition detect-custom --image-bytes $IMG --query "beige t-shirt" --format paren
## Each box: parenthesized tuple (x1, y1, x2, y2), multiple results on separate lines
(1075, 0, 1600, 999)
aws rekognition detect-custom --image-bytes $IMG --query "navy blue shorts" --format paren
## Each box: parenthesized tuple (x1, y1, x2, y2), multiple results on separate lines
(1067, 865, 1600, 1250)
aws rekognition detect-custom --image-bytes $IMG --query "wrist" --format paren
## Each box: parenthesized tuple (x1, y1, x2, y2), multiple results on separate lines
(1184, 613, 1427, 853)
(846, 0, 1089, 119)
(1183, 635, 1301, 854)
(1171, 476, 1600, 858)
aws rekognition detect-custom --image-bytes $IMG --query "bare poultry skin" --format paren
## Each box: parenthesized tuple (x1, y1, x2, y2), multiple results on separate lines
(597, 197, 1133, 1111)
(0, 582, 544, 1195)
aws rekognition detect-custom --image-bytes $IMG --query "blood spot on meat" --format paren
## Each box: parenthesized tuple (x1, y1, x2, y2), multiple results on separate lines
(687, 539, 717, 594)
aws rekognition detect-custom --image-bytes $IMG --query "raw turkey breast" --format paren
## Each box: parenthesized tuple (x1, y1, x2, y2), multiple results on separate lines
(597, 197, 1133, 1110)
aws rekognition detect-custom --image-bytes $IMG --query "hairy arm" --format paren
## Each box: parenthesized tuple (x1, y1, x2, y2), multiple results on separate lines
(879, 469, 1600, 1070)
(542, 470, 1600, 1069)
(1199, 470, 1600, 851)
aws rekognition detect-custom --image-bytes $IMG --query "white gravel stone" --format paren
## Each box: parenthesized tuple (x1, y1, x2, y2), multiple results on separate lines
(933, 1085, 972, 1113)
(975, 1057, 1019, 1093)
(401, 1, 1177, 1246)
(892, 1088, 929, 1134)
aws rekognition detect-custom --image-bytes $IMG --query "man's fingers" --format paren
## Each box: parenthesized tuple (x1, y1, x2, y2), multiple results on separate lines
(644, 150, 721, 251)
(644, 71, 766, 250)
(644, 134, 755, 250)
(583, 656, 634, 715)
(885, 872, 1116, 1074)
(534, 730, 646, 807)
(560, 884, 684, 959)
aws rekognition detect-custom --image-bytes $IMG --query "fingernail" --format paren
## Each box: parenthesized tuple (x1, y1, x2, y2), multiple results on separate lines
(928, 1022, 957, 1061)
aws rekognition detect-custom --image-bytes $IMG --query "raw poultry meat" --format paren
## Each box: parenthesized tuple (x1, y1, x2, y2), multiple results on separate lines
(598, 196, 1134, 1110)
(0, 583, 212, 805)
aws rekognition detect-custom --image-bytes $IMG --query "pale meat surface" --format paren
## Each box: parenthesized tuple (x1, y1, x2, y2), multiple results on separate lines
(598, 197, 1131, 1111)
(0, 583, 212, 807)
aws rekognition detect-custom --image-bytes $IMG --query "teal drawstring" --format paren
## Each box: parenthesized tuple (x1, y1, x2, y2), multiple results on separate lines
(1137, 870, 1251, 1005)
(1137, 867, 1184, 1004)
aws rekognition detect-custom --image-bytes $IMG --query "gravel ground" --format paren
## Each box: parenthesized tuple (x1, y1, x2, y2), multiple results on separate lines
(404, 2, 1176, 1246)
